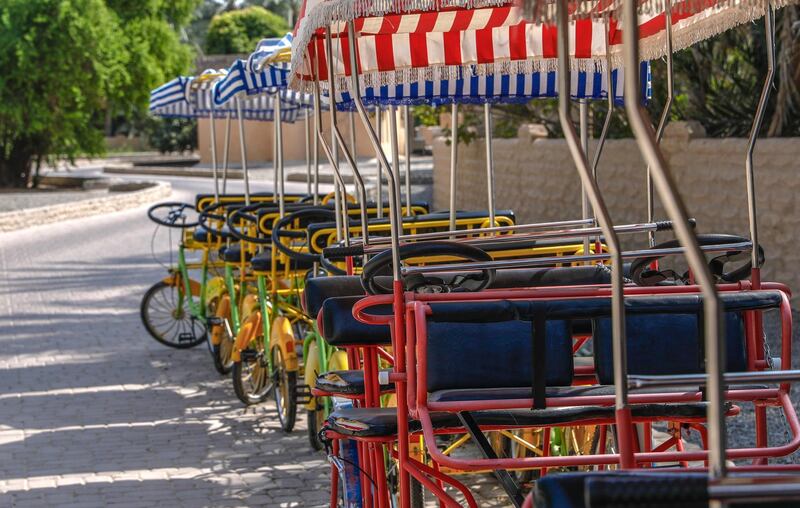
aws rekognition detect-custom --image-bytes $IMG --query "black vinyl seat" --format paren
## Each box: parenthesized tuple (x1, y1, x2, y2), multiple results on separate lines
(193, 226, 230, 243)
(250, 250, 316, 272)
(315, 369, 394, 396)
(532, 471, 799, 508)
(219, 244, 253, 263)
(326, 404, 715, 439)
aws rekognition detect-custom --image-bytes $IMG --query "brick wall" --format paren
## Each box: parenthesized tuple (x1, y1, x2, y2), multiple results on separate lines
(432, 122, 800, 303)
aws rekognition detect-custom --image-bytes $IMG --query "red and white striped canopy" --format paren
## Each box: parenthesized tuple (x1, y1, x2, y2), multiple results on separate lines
(290, 0, 794, 95)
(291, 1, 615, 94)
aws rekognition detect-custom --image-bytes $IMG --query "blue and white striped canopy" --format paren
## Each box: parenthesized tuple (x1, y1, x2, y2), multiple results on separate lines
(247, 33, 293, 73)
(334, 63, 651, 110)
(149, 73, 307, 122)
(212, 59, 314, 110)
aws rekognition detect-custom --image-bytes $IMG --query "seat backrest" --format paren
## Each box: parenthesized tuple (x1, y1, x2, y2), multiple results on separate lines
(593, 312, 748, 384)
(308, 210, 517, 253)
(320, 296, 392, 346)
(425, 315, 574, 392)
(303, 276, 365, 317)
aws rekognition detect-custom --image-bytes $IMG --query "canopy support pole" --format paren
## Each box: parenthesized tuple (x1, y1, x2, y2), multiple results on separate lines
(305, 114, 311, 197)
(579, 99, 590, 259)
(621, 0, 724, 480)
(275, 96, 285, 219)
(209, 104, 220, 200)
(325, 27, 369, 248)
(389, 105, 403, 230)
(222, 112, 232, 194)
(309, 51, 346, 243)
(484, 103, 496, 227)
(313, 104, 320, 205)
(403, 105, 413, 216)
(556, 0, 629, 467)
(746, 8, 775, 273)
(647, 0, 674, 247)
(235, 97, 251, 206)
(449, 104, 458, 233)
(346, 21, 402, 278)
(376, 107, 384, 217)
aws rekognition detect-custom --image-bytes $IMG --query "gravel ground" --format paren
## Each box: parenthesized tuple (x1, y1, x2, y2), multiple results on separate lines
(0, 189, 109, 213)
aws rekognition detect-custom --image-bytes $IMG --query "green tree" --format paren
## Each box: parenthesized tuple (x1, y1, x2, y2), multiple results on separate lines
(0, 0, 199, 188)
(205, 6, 289, 54)
(0, 0, 128, 187)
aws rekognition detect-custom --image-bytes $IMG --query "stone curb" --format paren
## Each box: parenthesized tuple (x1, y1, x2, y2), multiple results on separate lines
(103, 163, 246, 180)
(0, 181, 171, 233)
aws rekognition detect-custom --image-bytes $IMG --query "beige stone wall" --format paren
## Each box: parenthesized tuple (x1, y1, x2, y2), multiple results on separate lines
(198, 108, 411, 164)
(432, 123, 800, 301)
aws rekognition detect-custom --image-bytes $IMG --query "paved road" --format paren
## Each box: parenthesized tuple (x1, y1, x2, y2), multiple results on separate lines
(0, 176, 333, 508)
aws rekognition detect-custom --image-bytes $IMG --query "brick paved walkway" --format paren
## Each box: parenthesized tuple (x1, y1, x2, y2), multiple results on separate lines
(0, 181, 332, 508)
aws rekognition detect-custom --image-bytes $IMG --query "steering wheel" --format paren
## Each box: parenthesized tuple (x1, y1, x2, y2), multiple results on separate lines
(147, 202, 199, 228)
(361, 241, 496, 295)
(227, 203, 272, 244)
(271, 208, 339, 264)
(630, 234, 765, 286)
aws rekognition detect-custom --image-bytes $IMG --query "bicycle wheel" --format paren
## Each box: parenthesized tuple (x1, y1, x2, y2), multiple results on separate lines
(307, 407, 327, 451)
(232, 337, 271, 405)
(209, 298, 235, 375)
(272, 346, 297, 432)
(140, 281, 206, 348)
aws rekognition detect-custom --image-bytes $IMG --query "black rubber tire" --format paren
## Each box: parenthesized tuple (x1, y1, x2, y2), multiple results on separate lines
(272, 347, 298, 432)
(140, 281, 206, 349)
(232, 355, 272, 405)
(307, 407, 326, 451)
(212, 343, 234, 375)
(409, 478, 425, 508)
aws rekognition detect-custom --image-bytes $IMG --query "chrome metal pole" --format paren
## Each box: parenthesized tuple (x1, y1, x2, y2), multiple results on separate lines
(389, 105, 403, 229)
(235, 97, 251, 206)
(556, 0, 628, 461)
(349, 110, 357, 165)
(275, 96, 285, 219)
(209, 102, 220, 200)
(484, 103, 496, 227)
(310, 52, 345, 242)
(579, 99, 591, 258)
(305, 113, 311, 196)
(647, 0, 674, 247)
(325, 27, 367, 247)
(346, 21, 402, 280)
(222, 112, 232, 194)
(449, 103, 458, 232)
(622, 0, 725, 479)
(376, 107, 384, 217)
(313, 106, 320, 205)
(745, 8, 775, 269)
(403, 105, 413, 216)
(591, 20, 614, 180)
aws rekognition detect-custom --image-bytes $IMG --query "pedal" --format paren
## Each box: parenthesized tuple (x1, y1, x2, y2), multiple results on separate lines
(178, 332, 196, 344)
(240, 348, 260, 362)
(296, 384, 313, 405)
(206, 316, 223, 327)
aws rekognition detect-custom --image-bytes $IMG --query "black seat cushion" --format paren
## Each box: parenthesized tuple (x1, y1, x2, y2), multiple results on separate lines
(315, 369, 394, 395)
(193, 226, 230, 243)
(320, 296, 392, 346)
(593, 312, 748, 385)
(250, 250, 315, 272)
(426, 319, 574, 392)
(326, 404, 714, 438)
(303, 276, 365, 317)
(427, 385, 745, 403)
(219, 244, 253, 263)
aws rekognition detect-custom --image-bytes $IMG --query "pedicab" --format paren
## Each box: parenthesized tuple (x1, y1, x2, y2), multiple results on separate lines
(288, 4, 662, 505)
(289, 0, 800, 506)
(142, 66, 313, 367)
(141, 69, 280, 350)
